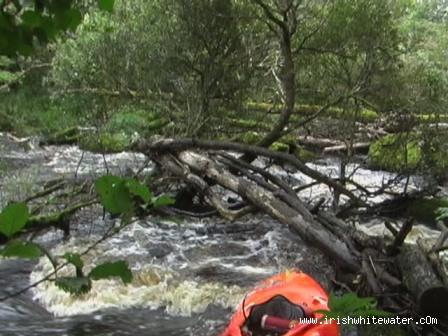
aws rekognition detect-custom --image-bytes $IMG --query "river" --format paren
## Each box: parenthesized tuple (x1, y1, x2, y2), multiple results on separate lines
(0, 133, 443, 335)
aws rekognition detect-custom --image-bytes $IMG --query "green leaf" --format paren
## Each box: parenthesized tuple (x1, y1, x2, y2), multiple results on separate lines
(64, 9, 82, 31)
(63, 252, 84, 269)
(95, 175, 133, 215)
(125, 178, 152, 203)
(63, 253, 84, 277)
(55, 276, 92, 295)
(152, 195, 175, 208)
(40, 17, 58, 40)
(0, 202, 29, 238)
(1, 240, 42, 259)
(328, 292, 376, 312)
(98, 0, 115, 12)
(317, 292, 391, 322)
(88, 260, 133, 284)
(0, 70, 19, 83)
(436, 207, 448, 221)
(21, 11, 43, 28)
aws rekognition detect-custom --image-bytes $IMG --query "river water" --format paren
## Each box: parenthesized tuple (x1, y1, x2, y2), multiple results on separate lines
(0, 133, 443, 335)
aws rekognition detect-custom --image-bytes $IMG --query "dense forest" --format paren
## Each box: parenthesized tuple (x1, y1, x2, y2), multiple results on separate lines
(1, 1, 448, 336)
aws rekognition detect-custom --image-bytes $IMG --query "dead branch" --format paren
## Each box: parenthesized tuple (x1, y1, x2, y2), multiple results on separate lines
(135, 137, 365, 206)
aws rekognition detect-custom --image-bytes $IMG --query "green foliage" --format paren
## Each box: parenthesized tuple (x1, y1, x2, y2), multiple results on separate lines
(55, 258, 132, 295)
(98, 0, 115, 12)
(317, 292, 391, 322)
(293, 147, 317, 162)
(152, 195, 176, 208)
(79, 132, 132, 153)
(270, 142, 290, 153)
(436, 207, 448, 222)
(361, 325, 408, 336)
(1, 240, 42, 259)
(105, 109, 167, 136)
(0, 70, 18, 83)
(125, 178, 152, 204)
(369, 132, 448, 174)
(95, 175, 174, 219)
(88, 260, 132, 284)
(0, 202, 29, 238)
(237, 131, 263, 145)
(95, 175, 135, 216)
(294, 0, 405, 111)
(245, 102, 378, 124)
(0, 0, 115, 56)
(368, 134, 421, 172)
(50, 0, 253, 137)
(406, 198, 448, 224)
(0, 87, 84, 136)
(63, 252, 85, 277)
(44, 127, 82, 145)
(55, 276, 92, 295)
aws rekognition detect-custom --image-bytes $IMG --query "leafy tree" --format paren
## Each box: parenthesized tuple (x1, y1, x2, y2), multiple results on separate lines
(0, 0, 115, 56)
(50, 0, 254, 135)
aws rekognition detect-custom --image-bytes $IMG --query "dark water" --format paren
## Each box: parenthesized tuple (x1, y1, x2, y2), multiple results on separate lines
(0, 133, 442, 336)
(1, 216, 330, 336)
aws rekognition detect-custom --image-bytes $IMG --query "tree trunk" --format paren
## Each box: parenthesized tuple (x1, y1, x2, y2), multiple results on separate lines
(175, 150, 359, 271)
(257, 32, 295, 148)
(397, 244, 448, 318)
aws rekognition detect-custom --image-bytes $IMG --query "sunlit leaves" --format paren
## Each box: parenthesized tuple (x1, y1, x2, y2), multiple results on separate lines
(1, 240, 42, 259)
(89, 260, 133, 284)
(0, 202, 29, 238)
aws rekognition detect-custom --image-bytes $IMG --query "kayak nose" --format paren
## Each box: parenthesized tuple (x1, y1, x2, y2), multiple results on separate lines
(219, 271, 340, 336)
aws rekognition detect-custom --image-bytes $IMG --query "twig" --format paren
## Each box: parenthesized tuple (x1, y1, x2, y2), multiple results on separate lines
(24, 181, 65, 203)
(0, 218, 136, 302)
(388, 218, 414, 255)
(74, 151, 85, 180)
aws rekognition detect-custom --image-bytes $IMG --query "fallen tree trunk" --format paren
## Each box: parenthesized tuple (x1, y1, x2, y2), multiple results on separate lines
(297, 135, 343, 149)
(323, 142, 371, 155)
(136, 136, 447, 325)
(397, 244, 448, 318)
(135, 137, 364, 206)
(177, 150, 359, 271)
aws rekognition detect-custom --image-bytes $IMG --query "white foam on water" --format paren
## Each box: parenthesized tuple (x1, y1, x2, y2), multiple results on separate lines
(30, 252, 244, 317)
(357, 220, 441, 244)
(29, 221, 248, 317)
(43, 145, 149, 175)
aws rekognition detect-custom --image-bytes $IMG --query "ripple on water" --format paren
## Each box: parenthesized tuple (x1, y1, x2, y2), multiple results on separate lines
(29, 218, 302, 317)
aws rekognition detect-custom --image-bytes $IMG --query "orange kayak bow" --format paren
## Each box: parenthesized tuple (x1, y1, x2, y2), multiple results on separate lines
(220, 271, 339, 336)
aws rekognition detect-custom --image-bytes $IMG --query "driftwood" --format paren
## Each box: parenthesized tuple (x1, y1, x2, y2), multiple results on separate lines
(297, 135, 342, 149)
(134, 138, 364, 205)
(397, 244, 448, 318)
(323, 142, 371, 155)
(387, 218, 414, 255)
(137, 138, 399, 275)
(136, 137, 448, 325)
(419, 237, 448, 288)
(178, 150, 359, 270)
